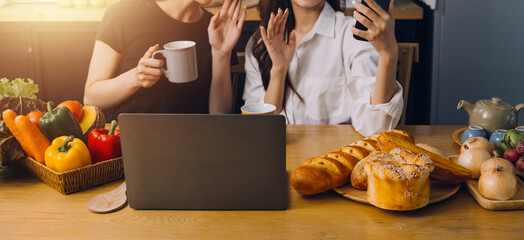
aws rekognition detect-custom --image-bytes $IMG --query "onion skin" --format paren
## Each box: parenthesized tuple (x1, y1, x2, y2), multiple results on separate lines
(461, 137, 493, 154)
(480, 157, 515, 175)
(478, 166, 517, 201)
(457, 148, 492, 179)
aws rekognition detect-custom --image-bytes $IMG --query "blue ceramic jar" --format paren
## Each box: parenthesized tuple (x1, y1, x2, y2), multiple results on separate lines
(489, 129, 507, 145)
(462, 126, 488, 143)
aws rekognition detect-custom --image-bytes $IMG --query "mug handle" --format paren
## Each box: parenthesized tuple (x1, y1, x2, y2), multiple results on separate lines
(152, 50, 168, 77)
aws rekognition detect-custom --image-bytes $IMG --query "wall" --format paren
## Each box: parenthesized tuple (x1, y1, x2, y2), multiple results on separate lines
(431, 0, 524, 126)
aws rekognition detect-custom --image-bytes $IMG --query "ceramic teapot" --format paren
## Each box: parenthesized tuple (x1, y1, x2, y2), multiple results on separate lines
(457, 97, 524, 135)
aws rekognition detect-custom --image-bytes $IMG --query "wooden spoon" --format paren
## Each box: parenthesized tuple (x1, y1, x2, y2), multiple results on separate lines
(87, 182, 127, 214)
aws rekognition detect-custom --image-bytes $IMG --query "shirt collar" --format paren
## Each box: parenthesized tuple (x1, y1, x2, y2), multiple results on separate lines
(310, 3, 336, 38)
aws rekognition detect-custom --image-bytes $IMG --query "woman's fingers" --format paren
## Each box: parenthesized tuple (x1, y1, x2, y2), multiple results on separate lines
(273, 8, 283, 37)
(267, 12, 275, 40)
(353, 0, 380, 25)
(260, 26, 269, 44)
(388, 0, 395, 18)
(143, 44, 159, 58)
(209, 11, 220, 30)
(288, 30, 296, 47)
(228, 0, 238, 19)
(351, 24, 369, 39)
(220, 0, 232, 17)
(353, 11, 374, 30)
(232, 0, 241, 22)
(137, 65, 163, 78)
(141, 57, 163, 68)
(279, 9, 289, 35)
(237, 9, 246, 29)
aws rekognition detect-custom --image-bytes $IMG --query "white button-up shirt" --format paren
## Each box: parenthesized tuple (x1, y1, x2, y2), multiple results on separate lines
(243, 3, 403, 136)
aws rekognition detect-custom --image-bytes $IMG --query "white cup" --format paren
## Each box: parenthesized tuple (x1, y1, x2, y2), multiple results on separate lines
(152, 41, 198, 83)
(241, 103, 277, 115)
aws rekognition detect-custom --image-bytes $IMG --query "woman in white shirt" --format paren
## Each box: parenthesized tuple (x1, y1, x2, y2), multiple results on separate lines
(243, 0, 403, 136)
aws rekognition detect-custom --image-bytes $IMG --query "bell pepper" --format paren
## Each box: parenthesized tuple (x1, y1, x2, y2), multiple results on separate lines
(45, 135, 91, 173)
(88, 120, 122, 164)
(39, 101, 84, 143)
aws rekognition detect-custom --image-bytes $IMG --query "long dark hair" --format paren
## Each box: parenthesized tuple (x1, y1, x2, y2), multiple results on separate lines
(252, 0, 342, 103)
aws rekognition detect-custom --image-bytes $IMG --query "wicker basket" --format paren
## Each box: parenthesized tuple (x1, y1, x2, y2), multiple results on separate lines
(16, 156, 124, 195)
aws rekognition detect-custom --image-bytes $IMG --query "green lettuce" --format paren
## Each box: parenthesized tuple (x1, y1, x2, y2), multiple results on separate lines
(0, 78, 39, 99)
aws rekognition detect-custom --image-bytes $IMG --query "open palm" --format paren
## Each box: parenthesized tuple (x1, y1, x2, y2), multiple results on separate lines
(260, 9, 296, 71)
(208, 0, 246, 54)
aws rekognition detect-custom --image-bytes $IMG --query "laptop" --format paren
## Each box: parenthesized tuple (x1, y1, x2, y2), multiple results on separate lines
(118, 114, 287, 210)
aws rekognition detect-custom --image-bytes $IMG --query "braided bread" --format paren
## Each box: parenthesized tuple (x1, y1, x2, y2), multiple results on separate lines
(290, 129, 414, 195)
(377, 132, 472, 184)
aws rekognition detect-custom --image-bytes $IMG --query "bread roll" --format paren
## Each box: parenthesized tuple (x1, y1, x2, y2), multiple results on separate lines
(377, 132, 472, 184)
(365, 150, 434, 211)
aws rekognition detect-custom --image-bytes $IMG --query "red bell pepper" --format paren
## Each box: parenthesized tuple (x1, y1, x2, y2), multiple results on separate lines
(88, 120, 122, 164)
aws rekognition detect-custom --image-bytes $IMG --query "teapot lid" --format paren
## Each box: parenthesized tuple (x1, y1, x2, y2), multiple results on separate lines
(478, 97, 513, 110)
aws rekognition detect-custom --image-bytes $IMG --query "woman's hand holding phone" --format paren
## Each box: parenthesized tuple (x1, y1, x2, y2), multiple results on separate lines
(351, 0, 397, 58)
(260, 8, 296, 73)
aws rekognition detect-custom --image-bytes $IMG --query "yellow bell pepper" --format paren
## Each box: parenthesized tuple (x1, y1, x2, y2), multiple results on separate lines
(45, 135, 91, 173)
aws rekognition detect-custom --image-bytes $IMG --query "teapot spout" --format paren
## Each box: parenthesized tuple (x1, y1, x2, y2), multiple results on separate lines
(457, 100, 474, 116)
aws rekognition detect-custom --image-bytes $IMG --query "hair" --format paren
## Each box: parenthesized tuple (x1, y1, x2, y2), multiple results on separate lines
(252, 0, 342, 104)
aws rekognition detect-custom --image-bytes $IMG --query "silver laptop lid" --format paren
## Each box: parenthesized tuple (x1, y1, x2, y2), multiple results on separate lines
(118, 114, 287, 210)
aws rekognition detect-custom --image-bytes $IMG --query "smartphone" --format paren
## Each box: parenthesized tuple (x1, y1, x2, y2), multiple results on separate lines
(353, 0, 392, 41)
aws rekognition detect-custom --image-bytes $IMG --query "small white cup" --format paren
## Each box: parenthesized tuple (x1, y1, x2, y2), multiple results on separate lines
(241, 103, 277, 115)
(152, 41, 198, 83)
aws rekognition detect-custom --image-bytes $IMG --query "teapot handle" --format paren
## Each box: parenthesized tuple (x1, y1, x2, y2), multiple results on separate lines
(516, 103, 524, 112)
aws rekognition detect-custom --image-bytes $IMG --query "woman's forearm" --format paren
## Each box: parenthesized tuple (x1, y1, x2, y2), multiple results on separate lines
(371, 53, 398, 105)
(264, 67, 287, 113)
(209, 50, 233, 114)
(84, 68, 142, 109)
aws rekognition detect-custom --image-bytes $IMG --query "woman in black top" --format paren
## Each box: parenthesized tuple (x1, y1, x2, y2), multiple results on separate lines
(84, 0, 246, 120)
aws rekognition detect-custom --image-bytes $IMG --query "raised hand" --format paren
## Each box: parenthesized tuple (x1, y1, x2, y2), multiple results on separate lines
(133, 44, 164, 88)
(351, 0, 397, 58)
(208, 0, 246, 55)
(260, 8, 296, 72)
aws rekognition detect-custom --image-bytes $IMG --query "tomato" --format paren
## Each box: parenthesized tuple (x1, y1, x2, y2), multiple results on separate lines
(56, 100, 83, 122)
(26, 111, 44, 130)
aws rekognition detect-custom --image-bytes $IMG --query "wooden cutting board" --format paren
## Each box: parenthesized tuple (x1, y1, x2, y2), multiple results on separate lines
(464, 177, 524, 210)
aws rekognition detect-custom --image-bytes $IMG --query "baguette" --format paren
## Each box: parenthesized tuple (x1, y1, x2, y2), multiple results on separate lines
(377, 132, 472, 184)
(291, 156, 352, 195)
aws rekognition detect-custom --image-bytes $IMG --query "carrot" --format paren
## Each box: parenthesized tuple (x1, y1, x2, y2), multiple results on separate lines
(2, 109, 34, 158)
(14, 115, 51, 164)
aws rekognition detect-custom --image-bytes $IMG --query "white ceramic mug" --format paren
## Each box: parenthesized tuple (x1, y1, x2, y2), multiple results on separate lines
(152, 41, 198, 83)
(241, 103, 277, 115)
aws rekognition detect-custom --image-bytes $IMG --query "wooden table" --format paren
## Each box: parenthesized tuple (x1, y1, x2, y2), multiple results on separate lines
(1, 125, 522, 239)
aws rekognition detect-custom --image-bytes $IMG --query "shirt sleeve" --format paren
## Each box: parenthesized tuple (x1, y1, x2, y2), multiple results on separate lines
(96, 4, 126, 53)
(242, 36, 267, 105)
(343, 18, 403, 137)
